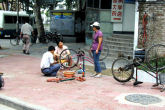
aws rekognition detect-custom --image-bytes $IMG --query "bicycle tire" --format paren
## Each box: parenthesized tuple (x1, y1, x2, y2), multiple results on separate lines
(59, 49, 79, 69)
(39, 35, 49, 44)
(112, 58, 134, 82)
(10, 36, 20, 46)
(89, 41, 109, 61)
(0, 76, 4, 88)
(145, 44, 165, 71)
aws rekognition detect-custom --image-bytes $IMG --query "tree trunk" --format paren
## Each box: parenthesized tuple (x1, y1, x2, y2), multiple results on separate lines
(5, 0, 9, 10)
(33, 0, 45, 41)
(2, 2, 5, 10)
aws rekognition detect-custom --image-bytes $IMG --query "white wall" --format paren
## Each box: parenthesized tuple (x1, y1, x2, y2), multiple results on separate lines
(113, 3, 135, 32)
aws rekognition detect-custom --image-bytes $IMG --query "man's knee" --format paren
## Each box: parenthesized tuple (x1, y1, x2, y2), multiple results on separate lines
(52, 64, 61, 70)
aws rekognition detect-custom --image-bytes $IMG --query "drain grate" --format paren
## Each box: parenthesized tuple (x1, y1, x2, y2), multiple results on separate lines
(125, 94, 162, 105)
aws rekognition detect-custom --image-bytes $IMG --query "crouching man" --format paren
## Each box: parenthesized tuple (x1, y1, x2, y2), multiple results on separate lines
(40, 46, 61, 76)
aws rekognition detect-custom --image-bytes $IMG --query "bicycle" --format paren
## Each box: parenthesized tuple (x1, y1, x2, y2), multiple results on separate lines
(111, 44, 165, 92)
(59, 48, 107, 73)
(10, 33, 35, 46)
(88, 41, 109, 61)
(0, 73, 4, 89)
(39, 31, 63, 44)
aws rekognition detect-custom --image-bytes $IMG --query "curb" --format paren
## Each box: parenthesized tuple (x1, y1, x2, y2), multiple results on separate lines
(0, 94, 51, 110)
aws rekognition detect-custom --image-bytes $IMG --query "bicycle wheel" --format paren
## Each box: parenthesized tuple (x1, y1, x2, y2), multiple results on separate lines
(89, 41, 109, 61)
(59, 49, 79, 68)
(39, 35, 49, 44)
(112, 58, 134, 82)
(145, 44, 165, 71)
(10, 36, 20, 46)
(0, 76, 4, 88)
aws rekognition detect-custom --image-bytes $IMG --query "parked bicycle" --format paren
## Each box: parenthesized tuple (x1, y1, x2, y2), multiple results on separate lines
(111, 44, 165, 92)
(88, 41, 109, 61)
(39, 31, 63, 44)
(10, 33, 35, 46)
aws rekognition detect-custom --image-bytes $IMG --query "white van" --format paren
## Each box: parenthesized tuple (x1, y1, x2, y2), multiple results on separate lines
(0, 10, 36, 38)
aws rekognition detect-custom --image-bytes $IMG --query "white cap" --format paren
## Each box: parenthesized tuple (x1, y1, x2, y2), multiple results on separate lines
(90, 22, 100, 27)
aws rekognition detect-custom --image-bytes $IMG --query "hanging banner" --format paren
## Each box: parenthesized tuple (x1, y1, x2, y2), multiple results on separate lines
(111, 0, 124, 22)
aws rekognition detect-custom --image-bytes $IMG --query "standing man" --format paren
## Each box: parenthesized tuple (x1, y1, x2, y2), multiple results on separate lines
(20, 21, 33, 54)
(41, 46, 61, 76)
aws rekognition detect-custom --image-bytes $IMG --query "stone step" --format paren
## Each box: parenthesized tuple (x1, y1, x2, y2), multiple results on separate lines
(0, 104, 16, 110)
(107, 45, 133, 51)
(108, 48, 133, 53)
(106, 36, 134, 42)
(112, 34, 134, 39)
(105, 40, 133, 47)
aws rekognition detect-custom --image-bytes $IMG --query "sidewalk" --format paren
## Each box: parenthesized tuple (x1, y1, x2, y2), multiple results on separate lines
(0, 39, 165, 110)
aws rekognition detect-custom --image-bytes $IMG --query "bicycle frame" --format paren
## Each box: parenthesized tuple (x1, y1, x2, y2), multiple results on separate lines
(133, 58, 160, 86)
(73, 50, 94, 77)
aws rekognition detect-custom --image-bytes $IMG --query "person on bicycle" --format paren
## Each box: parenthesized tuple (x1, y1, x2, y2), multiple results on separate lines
(40, 46, 61, 76)
(90, 22, 103, 78)
(54, 40, 72, 66)
(20, 20, 33, 55)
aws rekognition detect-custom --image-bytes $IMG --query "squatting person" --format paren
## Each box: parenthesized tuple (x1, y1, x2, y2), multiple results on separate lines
(40, 46, 61, 76)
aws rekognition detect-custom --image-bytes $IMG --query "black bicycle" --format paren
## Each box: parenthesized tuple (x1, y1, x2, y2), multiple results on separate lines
(39, 31, 63, 44)
(10, 33, 35, 46)
(88, 41, 109, 61)
(111, 44, 165, 91)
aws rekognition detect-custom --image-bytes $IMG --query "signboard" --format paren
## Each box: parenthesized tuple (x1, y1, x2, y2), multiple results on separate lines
(52, 12, 73, 19)
(111, 0, 124, 22)
(50, 12, 74, 35)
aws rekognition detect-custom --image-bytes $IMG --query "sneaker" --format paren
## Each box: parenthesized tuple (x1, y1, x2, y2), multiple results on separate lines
(90, 73, 98, 77)
(94, 74, 102, 78)
(25, 52, 30, 55)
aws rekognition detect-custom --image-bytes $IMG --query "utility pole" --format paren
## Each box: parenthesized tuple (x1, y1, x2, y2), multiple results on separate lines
(16, 0, 19, 34)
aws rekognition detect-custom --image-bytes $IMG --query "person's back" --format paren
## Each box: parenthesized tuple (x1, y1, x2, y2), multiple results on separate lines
(40, 46, 61, 76)
(21, 23, 33, 36)
(40, 51, 53, 69)
(21, 22, 33, 54)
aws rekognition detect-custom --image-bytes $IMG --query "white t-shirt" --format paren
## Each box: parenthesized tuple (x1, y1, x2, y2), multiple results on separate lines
(40, 52, 54, 69)
(54, 45, 68, 56)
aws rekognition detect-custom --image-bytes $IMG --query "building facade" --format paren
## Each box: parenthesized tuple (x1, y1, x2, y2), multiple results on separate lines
(138, 0, 165, 49)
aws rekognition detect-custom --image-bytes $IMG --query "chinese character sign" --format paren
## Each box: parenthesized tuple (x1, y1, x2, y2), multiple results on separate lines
(111, 0, 124, 22)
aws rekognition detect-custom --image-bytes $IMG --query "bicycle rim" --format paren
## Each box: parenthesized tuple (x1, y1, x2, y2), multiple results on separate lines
(10, 37, 20, 46)
(112, 58, 134, 82)
(59, 49, 79, 68)
(89, 41, 109, 61)
(145, 44, 165, 71)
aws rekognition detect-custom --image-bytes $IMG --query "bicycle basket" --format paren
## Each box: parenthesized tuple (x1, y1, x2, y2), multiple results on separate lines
(159, 73, 165, 85)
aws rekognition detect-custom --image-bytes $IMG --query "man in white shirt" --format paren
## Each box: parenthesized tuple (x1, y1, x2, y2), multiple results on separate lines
(20, 21, 33, 54)
(54, 41, 72, 66)
(41, 46, 61, 76)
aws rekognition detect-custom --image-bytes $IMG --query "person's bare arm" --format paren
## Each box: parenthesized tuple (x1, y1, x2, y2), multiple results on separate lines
(96, 37, 103, 54)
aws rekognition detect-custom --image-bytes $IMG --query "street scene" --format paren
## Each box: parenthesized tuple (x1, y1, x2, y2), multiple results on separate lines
(0, 0, 165, 110)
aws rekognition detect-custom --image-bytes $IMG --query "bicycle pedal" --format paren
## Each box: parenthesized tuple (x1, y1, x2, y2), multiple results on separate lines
(133, 81, 143, 86)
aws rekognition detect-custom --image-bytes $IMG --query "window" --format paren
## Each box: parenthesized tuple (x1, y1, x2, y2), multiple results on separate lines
(101, 0, 112, 9)
(87, 0, 94, 7)
(87, 0, 112, 9)
(5, 15, 29, 24)
(5, 16, 13, 23)
(94, 0, 99, 8)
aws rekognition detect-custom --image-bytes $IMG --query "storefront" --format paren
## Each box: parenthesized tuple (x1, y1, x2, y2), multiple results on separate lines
(85, 0, 136, 44)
